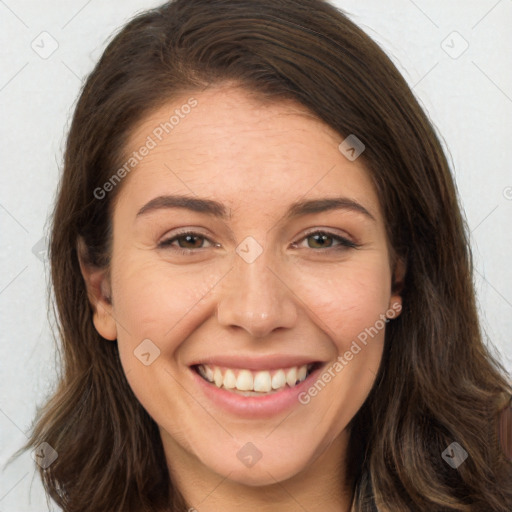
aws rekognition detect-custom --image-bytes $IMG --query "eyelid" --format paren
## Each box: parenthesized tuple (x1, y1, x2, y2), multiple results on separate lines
(299, 227, 357, 243)
(292, 229, 360, 250)
(158, 229, 217, 251)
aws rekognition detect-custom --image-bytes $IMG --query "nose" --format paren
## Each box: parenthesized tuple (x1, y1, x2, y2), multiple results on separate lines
(216, 245, 299, 338)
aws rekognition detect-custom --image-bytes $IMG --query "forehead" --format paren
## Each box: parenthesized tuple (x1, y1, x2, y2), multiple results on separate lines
(115, 85, 380, 219)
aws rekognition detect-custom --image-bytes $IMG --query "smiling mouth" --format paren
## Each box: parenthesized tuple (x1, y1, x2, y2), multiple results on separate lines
(191, 362, 323, 396)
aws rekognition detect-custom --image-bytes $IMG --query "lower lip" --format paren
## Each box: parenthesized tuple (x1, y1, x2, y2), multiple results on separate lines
(189, 364, 325, 419)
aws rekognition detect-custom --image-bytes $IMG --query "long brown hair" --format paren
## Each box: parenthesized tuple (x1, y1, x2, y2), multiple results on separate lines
(22, 0, 512, 510)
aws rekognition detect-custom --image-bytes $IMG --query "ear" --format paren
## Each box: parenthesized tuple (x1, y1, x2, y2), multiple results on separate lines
(77, 236, 117, 340)
(388, 256, 406, 318)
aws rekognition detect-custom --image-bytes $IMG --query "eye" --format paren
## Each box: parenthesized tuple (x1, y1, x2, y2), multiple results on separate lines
(292, 230, 359, 251)
(158, 231, 216, 254)
(158, 229, 360, 256)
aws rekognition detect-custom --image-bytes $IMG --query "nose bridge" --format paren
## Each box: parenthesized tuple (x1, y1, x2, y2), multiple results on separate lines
(216, 238, 298, 337)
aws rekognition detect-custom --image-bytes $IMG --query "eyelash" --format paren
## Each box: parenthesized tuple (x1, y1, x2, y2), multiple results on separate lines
(158, 230, 360, 255)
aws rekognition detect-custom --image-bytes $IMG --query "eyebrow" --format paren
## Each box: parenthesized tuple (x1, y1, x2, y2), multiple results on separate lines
(135, 194, 376, 221)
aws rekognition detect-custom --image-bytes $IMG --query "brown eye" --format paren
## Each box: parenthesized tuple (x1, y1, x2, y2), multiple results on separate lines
(175, 234, 205, 249)
(307, 233, 335, 249)
(295, 231, 359, 251)
(158, 231, 215, 253)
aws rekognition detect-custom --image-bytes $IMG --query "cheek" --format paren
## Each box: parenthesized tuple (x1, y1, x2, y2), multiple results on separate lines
(289, 260, 391, 438)
(111, 257, 221, 340)
(110, 258, 222, 432)
(292, 258, 392, 346)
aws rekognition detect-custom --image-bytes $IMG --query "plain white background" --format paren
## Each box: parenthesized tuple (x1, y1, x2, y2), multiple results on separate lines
(0, 0, 511, 510)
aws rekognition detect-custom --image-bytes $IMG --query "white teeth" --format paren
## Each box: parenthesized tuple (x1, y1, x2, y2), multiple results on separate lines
(271, 369, 286, 389)
(223, 369, 236, 389)
(204, 365, 214, 382)
(297, 365, 307, 382)
(196, 363, 314, 393)
(214, 367, 223, 387)
(236, 370, 253, 391)
(253, 371, 272, 392)
(286, 367, 297, 387)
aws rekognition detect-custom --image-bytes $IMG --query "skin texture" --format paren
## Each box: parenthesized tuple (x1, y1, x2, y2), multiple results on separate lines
(79, 85, 404, 512)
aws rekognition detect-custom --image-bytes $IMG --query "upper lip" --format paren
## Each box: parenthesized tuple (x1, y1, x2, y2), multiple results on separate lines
(189, 355, 323, 371)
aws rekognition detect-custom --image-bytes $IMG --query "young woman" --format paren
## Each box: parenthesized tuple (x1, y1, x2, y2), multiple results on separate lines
(24, 0, 512, 510)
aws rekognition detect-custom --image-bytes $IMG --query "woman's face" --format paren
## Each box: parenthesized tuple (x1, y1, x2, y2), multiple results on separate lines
(83, 85, 402, 490)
